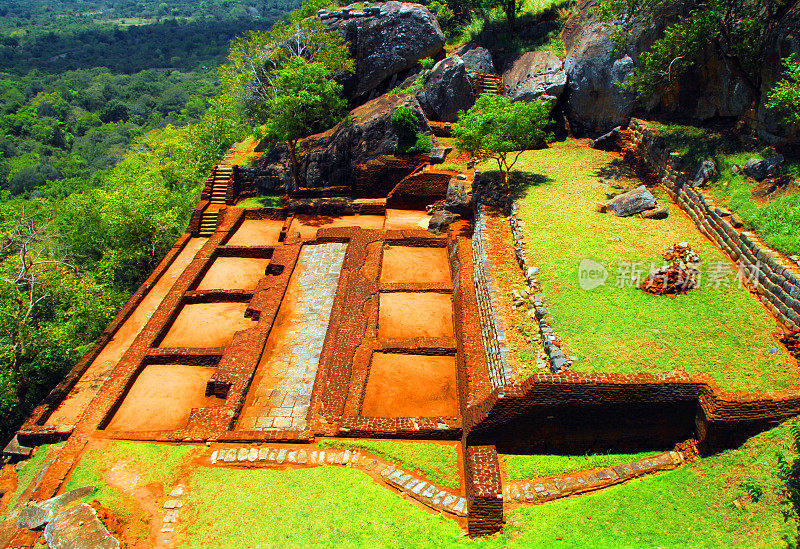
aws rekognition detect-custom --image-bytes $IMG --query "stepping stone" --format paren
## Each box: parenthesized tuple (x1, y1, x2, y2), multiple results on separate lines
(533, 483, 545, 492)
(298, 450, 308, 464)
(554, 479, 566, 491)
(248, 448, 259, 462)
(327, 452, 337, 464)
(522, 484, 535, 502)
(388, 470, 404, 483)
(510, 484, 521, 501)
(421, 485, 437, 499)
(309, 451, 318, 464)
(612, 466, 626, 478)
(596, 471, 611, 481)
(161, 524, 175, 533)
(210, 451, 218, 464)
(288, 451, 297, 463)
(277, 449, 287, 464)
(317, 451, 325, 464)
(169, 486, 184, 498)
(380, 465, 397, 478)
(350, 452, 359, 465)
(258, 448, 270, 461)
(364, 460, 378, 471)
(268, 450, 278, 462)
(163, 500, 182, 510)
(224, 449, 237, 462)
(163, 510, 178, 523)
(237, 448, 249, 461)
(631, 462, 642, 471)
(405, 478, 420, 490)
(577, 477, 586, 485)
(442, 495, 456, 507)
(451, 498, 466, 514)
(397, 474, 412, 486)
(343, 450, 351, 464)
(411, 481, 427, 495)
(432, 491, 447, 505)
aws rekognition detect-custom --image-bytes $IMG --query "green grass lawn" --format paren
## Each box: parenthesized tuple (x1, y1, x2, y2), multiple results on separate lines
(49, 421, 800, 547)
(317, 439, 460, 489)
(2, 442, 63, 516)
(502, 140, 798, 393)
(64, 441, 203, 540)
(645, 122, 800, 257)
(501, 451, 660, 480)
(236, 195, 284, 208)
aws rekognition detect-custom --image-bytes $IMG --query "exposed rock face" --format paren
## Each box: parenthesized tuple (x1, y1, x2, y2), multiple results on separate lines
(562, 0, 637, 135)
(18, 486, 96, 530)
(502, 51, 566, 108)
(743, 154, 784, 181)
(562, 0, 756, 135)
(460, 46, 495, 74)
(326, 2, 445, 101)
(757, 4, 800, 146)
(255, 93, 431, 190)
(416, 55, 475, 122)
(692, 159, 717, 187)
(605, 185, 657, 217)
(444, 177, 471, 217)
(428, 210, 459, 234)
(591, 126, 621, 150)
(44, 503, 119, 549)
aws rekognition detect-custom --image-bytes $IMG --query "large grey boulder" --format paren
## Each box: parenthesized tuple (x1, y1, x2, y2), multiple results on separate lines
(692, 159, 717, 187)
(326, 2, 445, 101)
(605, 185, 657, 217)
(256, 93, 431, 191)
(502, 51, 566, 109)
(562, 0, 754, 135)
(459, 46, 495, 74)
(416, 55, 475, 122)
(444, 177, 471, 217)
(44, 503, 119, 549)
(743, 155, 784, 181)
(428, 210, 459, 234)
(18, 486, 96, 530)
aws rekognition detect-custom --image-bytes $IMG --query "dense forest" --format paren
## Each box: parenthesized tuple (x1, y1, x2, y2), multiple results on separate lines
(0, 0, 299, 441)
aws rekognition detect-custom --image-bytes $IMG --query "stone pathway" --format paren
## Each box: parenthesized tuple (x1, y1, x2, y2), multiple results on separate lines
(208, 445, 467, 517)
(503, 451, 684, 505)
(159, 484, 186, 534)
(238, 243, 348, 431)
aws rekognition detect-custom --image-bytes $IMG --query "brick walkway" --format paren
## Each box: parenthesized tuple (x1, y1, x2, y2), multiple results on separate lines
(238, 243, 348, 431)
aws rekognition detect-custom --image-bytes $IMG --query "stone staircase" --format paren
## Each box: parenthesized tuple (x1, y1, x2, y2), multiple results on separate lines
(198, 210, 220, 237)
(467, 70, 503, 96)
(209, 165, 234, 204)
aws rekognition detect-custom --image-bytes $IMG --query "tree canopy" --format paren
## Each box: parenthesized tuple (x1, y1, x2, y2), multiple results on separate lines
(454, 94, 553, 190)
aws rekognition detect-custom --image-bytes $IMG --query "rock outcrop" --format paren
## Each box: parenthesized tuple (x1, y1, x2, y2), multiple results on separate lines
(757, 4, 800, 146)
(326, 2, 445, 101)
(44, 503, 119, 549)
(502, 51, 566, 108)
(605, 185, 657, 217)
(255, 93, 431, 191)
(459, 46, 495, 74)
(416, 55, 475, 122)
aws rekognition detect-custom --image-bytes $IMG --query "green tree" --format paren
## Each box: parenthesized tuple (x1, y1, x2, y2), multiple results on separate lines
(596, 0, 795, 105)
(766, 53, 800, 124)
(260, 58, 347, 189)
(454, 94, 553, 191)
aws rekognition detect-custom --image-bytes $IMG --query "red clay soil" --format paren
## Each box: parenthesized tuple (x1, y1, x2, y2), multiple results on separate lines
(46, 237, 208, 427)
(380, 245, 451, 284)
(236, 259, 305, 429)
(378, 292, 454, 339)
(158, 302, 256, 348)
(105, 365, 224, 432)
(361, 353, 458, 417)
(290, 214, 385, 239)
(384, 209, 431, 231)
(225, 219, 284, 247)
(196, 257, 270, 291)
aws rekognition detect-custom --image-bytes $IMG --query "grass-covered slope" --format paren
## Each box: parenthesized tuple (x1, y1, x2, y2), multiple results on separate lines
(502, 140, 798, 393)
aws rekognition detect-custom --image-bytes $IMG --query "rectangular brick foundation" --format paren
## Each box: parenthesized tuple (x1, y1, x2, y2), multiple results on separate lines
(465, 445, 503, 536)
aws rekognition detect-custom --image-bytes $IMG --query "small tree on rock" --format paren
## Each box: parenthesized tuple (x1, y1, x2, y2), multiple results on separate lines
(454, 94, 553, 192)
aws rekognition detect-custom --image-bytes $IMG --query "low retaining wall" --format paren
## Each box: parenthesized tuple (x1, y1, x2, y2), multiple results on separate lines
(624, 119, 800, 330)
(464, 445, 503, 536)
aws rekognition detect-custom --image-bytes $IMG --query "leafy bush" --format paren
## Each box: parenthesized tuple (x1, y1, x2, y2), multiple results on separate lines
(391, 106, 432, 154)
